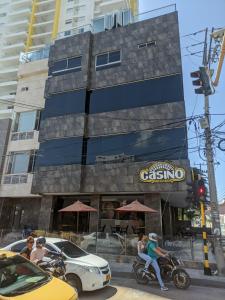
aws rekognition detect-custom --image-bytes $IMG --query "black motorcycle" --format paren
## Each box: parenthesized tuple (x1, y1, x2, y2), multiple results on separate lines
(133, 254, 191, 289)
(37, 254, 66, 281)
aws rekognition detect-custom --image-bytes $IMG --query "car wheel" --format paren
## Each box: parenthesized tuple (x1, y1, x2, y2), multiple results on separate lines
(66, 274, 82, 294)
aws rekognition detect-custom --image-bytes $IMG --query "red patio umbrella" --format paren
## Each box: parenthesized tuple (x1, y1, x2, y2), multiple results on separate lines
(58, 200, 97, 233)
(115, 200, 158, 213)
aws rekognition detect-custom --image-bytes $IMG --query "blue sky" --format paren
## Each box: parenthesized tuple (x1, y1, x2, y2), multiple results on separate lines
(139, 0, 225, 202)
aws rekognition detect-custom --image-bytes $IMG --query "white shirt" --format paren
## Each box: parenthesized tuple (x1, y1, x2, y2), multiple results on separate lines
(30, 247, 48, 263)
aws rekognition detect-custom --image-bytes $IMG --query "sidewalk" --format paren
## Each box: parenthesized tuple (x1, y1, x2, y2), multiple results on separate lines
(109, 261, 225, 289)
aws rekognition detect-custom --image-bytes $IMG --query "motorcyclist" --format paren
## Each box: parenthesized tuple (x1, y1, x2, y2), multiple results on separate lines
(20, 236, 34, 260)
(30, 237, 48, 264)
(137, 233, 151, 273)
(147, 233, 169, 291)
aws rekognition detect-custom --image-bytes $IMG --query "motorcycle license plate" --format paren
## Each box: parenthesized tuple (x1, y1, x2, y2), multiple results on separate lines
(106, 274, 111, 281)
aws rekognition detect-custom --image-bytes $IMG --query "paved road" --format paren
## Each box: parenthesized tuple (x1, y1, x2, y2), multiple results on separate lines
(80, 278, 225, 300)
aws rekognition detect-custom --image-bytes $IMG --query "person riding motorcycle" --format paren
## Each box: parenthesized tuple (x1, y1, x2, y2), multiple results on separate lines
(147, 233, 169, 291)
(30, 237, 48, 264)
(20, 236, 34, 260)
(137, 233, 151, 273)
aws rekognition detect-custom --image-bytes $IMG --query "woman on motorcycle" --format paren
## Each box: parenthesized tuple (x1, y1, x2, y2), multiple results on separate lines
(137, 233, 151, 273)
(30, 237, 48, 264)
(20, 236, 34, 260)
(147, 233, 169, 291)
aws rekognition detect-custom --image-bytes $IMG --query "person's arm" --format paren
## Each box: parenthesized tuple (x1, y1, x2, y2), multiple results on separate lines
(30, 250, 39, 264)
(158, 247, 168, 255)
(153, 247, 166, 257)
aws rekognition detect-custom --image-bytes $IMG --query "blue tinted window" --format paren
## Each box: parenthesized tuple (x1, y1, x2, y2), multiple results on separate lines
(42, 90, 86, 119)
(49, 57, 82, 76)
(68, 57, 82, 69)
(90, 74, 184, 113)
(108, 51, 120, 63)
(52, 60, 67, 73)
(96, 54, 108, 66)
(96, 51, 121, 70)
(86, 127, 187, 164)
(36, 137, 83, 167)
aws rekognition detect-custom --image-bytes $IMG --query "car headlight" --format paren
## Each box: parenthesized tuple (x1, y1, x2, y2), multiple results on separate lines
(83, 266, 100, 274)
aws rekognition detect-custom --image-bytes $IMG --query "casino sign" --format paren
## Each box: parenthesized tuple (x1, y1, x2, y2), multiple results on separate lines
(140, 162, 186, 183)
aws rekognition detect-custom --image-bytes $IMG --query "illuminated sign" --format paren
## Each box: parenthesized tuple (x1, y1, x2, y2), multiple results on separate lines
(140, 162, 186, 183)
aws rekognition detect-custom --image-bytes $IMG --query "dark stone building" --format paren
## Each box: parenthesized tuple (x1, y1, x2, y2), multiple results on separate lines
(32, 11, 191, 237)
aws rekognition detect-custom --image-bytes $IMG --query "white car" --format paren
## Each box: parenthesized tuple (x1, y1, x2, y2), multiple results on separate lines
(4, 237, 111, 293)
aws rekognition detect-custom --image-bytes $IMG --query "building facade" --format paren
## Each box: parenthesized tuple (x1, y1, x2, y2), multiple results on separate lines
(31, 11, 191, 237)
(0, 0, 138, 231)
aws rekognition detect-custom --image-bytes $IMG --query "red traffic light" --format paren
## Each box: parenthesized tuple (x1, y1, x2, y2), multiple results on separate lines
(198, 185, 206, 197)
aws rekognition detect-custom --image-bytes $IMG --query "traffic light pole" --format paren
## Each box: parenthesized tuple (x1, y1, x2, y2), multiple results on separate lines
(200, 200, 211, 275)
(204, 94, 225, 275)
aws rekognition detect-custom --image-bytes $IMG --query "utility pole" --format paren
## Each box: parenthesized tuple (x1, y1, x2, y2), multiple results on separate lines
(203, 28, 225, 275)
(190, 28, 225, 275)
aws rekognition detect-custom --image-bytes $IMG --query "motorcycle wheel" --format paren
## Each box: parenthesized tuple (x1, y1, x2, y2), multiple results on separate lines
(134, 264, 148, 285)
(173, 269, 191, 289)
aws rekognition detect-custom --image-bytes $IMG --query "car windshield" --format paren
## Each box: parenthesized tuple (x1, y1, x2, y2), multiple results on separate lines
(54, 241, 88, 258)
(0, 255, 50, 296)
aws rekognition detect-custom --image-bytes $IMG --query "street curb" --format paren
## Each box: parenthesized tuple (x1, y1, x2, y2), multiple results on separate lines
(112, 271, 225, 289)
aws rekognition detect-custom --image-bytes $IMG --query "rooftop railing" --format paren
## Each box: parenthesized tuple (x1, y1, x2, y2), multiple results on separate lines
(56, 4, 176, 41)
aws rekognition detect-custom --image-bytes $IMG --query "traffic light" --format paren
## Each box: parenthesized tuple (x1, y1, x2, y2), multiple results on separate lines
(197, 178, 207, 200)
(190, 67, 212, 96)
(186, 169, 208, 206)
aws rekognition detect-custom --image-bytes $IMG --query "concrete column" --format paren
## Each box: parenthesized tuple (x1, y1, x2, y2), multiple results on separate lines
(38, 196, 54, 231)
(144, 194, 162, 237)
(89, 194, 100, 233)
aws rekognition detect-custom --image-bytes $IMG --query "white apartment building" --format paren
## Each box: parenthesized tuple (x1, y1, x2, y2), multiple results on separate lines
(0, 0, 139, 230)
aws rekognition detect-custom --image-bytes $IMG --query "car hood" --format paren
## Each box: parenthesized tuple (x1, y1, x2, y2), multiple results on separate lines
(67, 253, 108, 268)
(3, 277, 76, 300)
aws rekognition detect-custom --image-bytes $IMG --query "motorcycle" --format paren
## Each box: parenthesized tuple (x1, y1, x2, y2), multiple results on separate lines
(37, 254, 66, 281)
(133, 254, 191, 289)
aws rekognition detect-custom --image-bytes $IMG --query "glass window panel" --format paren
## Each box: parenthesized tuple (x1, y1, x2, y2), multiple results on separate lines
(108, 51, 121, 63)
(96, 54, 108, 66)
(36, 137, 83, 167)
(90, 74, 184, 114)
(93, 17, 105, 33)
(86, 127, 187, 164)
(123, 10, 131, 26)
(52, 59, 67, 72)
(17, 111, 36, 132)
(68, 57, 82, 69)
(11, 152, 30, 174)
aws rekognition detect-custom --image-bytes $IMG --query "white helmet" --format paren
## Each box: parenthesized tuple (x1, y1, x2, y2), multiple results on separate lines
(149, 233, 158, 242)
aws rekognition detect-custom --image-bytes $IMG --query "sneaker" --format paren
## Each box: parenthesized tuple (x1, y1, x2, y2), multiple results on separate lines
(161, 286, 168, 291)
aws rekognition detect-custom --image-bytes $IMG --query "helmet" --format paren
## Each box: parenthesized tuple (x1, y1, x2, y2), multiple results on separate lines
(36, 237, 46, 246)
(149, 233, 158, 242)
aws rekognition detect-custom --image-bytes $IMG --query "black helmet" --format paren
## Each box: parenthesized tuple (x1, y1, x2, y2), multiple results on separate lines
(36, 237, 46, 246)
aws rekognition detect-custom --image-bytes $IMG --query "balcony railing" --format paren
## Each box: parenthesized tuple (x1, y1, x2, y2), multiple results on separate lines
(19, 45, 50, 63)
(3, 174, 28, 184)
(11, 131, 35, 141)
(57, 24, 93, 40)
